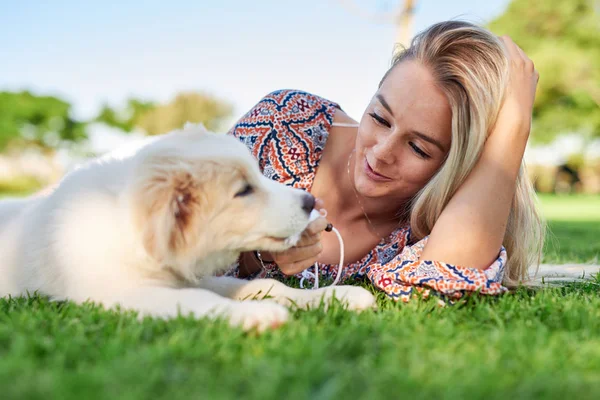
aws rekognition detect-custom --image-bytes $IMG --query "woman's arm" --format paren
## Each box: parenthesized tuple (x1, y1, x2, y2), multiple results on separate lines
(420, 36, 539, 269)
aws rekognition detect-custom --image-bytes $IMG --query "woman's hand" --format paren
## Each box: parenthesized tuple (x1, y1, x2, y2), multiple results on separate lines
(262, 213, 328, 276)
(492, 36, 540, 140)
(261, 199, 328, 276)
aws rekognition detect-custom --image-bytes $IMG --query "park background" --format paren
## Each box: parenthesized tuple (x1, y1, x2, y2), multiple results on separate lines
(1, 1, 599, 399)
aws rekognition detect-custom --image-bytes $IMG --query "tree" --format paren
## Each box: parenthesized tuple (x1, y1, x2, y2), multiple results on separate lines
(0, 91, 86, 152)
(337, 0, 418, 48)
(489, 0, 600, 143)
(135, 92, 233, 135)
(95, 98, 155, 133)
(93, 92, 233, 136)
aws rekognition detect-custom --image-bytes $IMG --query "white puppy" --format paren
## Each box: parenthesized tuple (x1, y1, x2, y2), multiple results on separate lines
(0, 123, 375, 331)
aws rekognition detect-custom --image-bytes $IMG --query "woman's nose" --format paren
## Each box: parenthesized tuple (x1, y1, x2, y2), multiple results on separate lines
(371, 135, 397, 165)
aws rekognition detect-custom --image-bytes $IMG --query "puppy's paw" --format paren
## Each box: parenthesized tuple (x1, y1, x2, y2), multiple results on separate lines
(311, 285, 377, 312)
(226, 300, 290, 332)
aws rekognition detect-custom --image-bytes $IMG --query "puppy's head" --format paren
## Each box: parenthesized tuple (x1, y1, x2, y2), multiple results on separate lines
(129, 123, 314, 281)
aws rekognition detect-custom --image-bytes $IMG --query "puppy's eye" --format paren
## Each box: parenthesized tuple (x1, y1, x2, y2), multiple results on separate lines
(235, 184, 254, 198)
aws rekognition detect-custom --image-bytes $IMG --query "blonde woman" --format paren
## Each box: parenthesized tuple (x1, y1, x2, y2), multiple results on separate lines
(228, 20, 544, 302)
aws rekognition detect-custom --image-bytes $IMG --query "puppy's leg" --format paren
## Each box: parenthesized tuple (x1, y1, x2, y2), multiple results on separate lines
(102, 286, 289, 332)
(198, 277, 376, 311)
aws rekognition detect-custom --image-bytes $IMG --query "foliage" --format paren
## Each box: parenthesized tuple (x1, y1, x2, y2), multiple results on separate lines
(489, 0, 600, 142)
(0, 89, 233, 151)
(95, 92, 233, 136)
(0, 176, 44, 198)
(94, 99, 156, 133)
(135, 92, 233, 135)
(0, 91, 87, 151)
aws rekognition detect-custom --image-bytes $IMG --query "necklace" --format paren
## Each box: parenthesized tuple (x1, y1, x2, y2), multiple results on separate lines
(347, 150, 387, 244)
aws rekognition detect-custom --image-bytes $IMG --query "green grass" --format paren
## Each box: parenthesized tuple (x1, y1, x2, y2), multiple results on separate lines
(2, 285, 600, 400)
(540, 194, 600, 264)
(0, 177, 43, 198)
(1, 185, 599, 399)
(538, 194, 600, 222)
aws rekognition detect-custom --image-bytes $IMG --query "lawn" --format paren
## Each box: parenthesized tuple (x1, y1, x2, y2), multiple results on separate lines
(540, 194, 600, 264)
(0, 177, 44, 199)
(1, 187, 599, 400)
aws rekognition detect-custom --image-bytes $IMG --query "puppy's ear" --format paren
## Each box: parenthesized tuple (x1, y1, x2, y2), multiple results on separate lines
(133, 161, 208, 263)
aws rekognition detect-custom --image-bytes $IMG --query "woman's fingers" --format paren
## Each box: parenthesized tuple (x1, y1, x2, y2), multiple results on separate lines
(273, 241, 323, 275)
(296, 232, 321, 246)
(499, 35, 520, 60)
(500, 35, 536, 73)
(273, 241, 323, 265)
(305, 215, 328, 236)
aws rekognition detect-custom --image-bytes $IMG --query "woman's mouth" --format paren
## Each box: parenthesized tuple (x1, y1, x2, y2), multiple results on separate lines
(364, 158, 392, 182)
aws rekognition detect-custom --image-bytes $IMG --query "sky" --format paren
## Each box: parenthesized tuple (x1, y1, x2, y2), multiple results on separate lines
(0, 0, 510, 126)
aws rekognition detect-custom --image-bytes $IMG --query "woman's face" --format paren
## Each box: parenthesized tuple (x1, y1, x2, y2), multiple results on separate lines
(354, 60, 452, 202)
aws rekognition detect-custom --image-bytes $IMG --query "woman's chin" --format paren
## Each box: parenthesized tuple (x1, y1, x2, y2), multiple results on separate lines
(354, 179, 387, 199)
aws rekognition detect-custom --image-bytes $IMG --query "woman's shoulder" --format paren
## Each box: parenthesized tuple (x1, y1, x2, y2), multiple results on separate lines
(228, 89, 341, 188)
(249, 89, 340, 119)
(228, 89, 340, 136)
(261, 88, 338, 105)
(229, 88, 341, 149)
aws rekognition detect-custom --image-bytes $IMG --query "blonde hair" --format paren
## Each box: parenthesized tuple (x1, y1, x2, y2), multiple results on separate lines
(382, 21, 545, 286)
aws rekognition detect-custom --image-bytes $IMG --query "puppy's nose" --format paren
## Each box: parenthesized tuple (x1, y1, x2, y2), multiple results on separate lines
(301, 192, 316, 215)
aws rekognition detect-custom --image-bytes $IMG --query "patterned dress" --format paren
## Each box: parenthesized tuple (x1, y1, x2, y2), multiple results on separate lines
(227, 89, 508, 302)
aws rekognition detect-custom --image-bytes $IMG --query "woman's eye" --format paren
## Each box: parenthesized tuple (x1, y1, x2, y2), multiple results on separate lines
(235, 184, 254, 197)
(409, 142, 431, 159)
(368, 112, 391, 128)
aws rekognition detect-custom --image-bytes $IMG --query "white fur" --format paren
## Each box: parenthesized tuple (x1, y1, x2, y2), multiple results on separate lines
(0, 123, 375, 332)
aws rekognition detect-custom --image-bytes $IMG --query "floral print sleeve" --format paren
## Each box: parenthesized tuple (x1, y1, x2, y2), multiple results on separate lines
(366, 229, 508, 303)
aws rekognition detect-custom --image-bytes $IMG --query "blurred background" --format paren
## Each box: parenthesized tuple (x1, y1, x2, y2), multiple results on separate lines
(0, 0, 599, 201)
